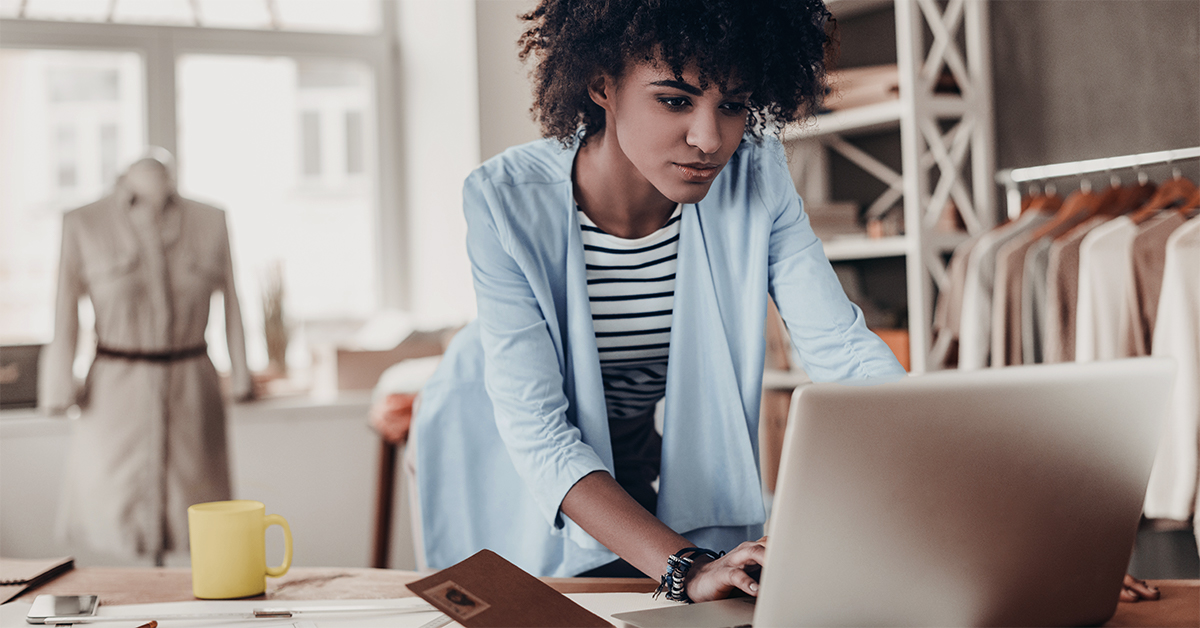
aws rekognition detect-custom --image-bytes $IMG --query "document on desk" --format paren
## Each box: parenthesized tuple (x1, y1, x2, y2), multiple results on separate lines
(0, 593, 677, 627)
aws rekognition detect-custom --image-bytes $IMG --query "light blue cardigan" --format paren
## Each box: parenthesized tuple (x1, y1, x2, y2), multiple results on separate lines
(412, 135, 905, 577)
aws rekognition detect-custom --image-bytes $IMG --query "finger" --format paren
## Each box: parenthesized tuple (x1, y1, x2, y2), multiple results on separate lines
(725, 542, 767, 568)
(1122, 575, 1160, 600)
(726, 566, 760, 597)
(1119, 586, 1139, 603)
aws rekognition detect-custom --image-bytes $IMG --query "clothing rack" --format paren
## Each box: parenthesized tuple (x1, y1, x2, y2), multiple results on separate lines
(995, 146, 1200, 220)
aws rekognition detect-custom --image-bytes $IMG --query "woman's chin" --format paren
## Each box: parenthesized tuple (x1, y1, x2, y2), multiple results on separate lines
(661, 181, 716, 206)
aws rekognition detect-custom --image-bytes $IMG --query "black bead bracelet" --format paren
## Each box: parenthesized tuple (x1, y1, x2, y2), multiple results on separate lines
(653, 547, 723, 603)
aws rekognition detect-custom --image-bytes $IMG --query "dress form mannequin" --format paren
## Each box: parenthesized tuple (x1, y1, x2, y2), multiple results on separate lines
(41, 150, 253, 564)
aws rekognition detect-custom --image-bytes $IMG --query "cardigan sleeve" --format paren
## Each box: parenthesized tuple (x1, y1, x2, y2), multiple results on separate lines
(40, 212, 85, 412)
(463, 170, 610, 533)
(759, 140, 907, 382)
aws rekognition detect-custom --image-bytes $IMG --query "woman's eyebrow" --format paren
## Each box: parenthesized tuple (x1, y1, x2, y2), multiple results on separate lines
(649, 79, 703, 96)
(649, 79, 751, 97)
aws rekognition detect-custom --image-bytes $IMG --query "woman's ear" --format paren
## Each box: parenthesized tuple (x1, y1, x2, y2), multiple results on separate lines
(587, 73, 614, 111)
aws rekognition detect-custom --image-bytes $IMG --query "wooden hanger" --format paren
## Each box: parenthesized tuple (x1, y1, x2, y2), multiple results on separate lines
(1106, 179, 1157, 216)
(1128, 170, 1198, 225)
(1024, 181, 1104, 242)
(1186, 186, 1200, 210)
(1024, 189, 1062, 215)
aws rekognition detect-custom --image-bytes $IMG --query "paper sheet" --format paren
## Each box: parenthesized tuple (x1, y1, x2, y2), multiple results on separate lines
(0, 592, 677, 628)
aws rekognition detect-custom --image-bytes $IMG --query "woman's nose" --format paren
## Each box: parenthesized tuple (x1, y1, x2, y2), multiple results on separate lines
(686, 110, 722, 155)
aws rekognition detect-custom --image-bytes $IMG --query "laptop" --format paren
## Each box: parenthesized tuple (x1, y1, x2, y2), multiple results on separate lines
(614, 358, 1174, 627)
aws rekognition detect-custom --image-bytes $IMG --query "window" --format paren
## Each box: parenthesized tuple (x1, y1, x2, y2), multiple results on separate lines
(0, 3, 398, 376)
(177, 55, 379, 348)
(0, 49, 145, 344)
(4, 0, 380, 33)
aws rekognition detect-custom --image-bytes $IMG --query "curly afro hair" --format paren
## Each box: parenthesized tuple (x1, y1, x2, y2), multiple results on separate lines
(517, 0, 835, 146)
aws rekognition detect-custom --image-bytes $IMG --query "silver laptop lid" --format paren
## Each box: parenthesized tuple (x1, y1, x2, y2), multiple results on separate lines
(755, 358, 1174, 627)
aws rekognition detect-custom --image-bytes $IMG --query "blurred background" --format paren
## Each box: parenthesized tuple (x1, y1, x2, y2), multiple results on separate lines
(0, 0, 1197, 578)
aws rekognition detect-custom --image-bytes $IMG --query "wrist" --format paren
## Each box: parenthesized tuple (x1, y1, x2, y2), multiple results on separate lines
(653, 547, 722, 604)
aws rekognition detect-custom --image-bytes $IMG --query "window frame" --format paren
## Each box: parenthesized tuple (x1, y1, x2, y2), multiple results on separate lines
(0, 10, 408, 310)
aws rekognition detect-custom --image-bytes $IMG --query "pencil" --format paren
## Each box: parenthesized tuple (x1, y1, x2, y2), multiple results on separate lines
(134, 622, 157, 628)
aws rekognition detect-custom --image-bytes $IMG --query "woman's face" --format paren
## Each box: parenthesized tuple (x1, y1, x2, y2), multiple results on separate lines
(594, 60, 750, 204)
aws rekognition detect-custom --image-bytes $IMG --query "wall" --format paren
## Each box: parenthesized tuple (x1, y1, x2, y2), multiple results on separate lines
(0, 396, 420, 570)
(395, 0, 481, 326)
(990, 0, 1200, 177)
(475, 0, 542, 162)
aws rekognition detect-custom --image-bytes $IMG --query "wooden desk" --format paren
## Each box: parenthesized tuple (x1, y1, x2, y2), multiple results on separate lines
(12, 568, 1198, 627)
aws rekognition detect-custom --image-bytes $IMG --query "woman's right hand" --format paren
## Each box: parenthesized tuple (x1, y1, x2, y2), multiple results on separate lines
(684, 537, 768, 603)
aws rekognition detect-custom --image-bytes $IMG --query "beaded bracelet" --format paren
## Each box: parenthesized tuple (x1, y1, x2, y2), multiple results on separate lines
(653, 547, 723, 603)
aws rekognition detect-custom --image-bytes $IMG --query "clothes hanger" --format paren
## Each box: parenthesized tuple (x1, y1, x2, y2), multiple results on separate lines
(1024, 182, 1062, 215)
(1052, 175, 1155, 241)
(1184, 186, 1200, 214)
(1024, 177, 1102, 242)
(1104, 174, 1157, 217)
(1128, 165, 1198, 225)
(1020, 183, 1043, 215)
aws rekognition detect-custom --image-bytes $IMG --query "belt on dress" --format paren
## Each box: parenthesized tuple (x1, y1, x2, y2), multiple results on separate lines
(95, 343, 208, 363)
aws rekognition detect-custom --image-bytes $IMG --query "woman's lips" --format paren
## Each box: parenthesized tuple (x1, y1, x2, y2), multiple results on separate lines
(675, 162, 721, 183)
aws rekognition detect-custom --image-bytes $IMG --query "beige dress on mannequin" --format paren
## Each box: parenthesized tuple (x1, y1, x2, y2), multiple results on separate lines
(40, 158, 252, 559)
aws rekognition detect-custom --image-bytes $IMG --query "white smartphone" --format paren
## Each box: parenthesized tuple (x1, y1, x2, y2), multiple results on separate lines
(25, 594, 99, 624)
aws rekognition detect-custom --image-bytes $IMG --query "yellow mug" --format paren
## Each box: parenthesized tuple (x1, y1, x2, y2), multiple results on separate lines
(187, 500, 293, 599)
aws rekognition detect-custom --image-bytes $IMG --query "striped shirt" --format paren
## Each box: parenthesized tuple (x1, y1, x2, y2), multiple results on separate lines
(579, 204, 681, 420)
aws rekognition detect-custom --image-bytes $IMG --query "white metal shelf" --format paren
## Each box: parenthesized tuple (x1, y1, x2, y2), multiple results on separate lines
(821, 231, 970, 261)
(783, 96, 969, 141)
(822, 235, 908, 260)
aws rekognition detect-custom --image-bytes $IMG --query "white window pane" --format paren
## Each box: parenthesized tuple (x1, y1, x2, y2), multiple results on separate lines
(21, 0, 108, 22)
(0, 0, 22, 19)
(301, 110, 321, 176)
(177, 55, 378, 371)
(111, 0, 195, 26)
(0, 49, 145, 344)
(195, 0, 271, 30)
(276, 0, 379, 33)
(345, 110, 364, 174)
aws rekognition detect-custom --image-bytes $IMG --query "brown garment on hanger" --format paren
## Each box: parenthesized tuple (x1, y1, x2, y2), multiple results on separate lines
(1044, 216, 1110, 363)
(992, 214, 1093, 366)
(1123, 212, 1188, 356)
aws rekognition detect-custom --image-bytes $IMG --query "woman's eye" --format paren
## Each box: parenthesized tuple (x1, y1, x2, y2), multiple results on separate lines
(659, 96, 690, 109)
(721, 102, 747, 114)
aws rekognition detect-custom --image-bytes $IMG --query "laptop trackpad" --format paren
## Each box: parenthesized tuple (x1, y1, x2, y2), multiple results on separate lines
(612, 597, 756, 628)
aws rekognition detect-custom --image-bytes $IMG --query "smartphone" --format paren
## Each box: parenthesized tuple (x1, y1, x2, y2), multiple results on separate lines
(25, 594, 98, 624)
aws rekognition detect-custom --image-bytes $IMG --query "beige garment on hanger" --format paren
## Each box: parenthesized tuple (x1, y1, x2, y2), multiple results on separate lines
(1121, 212, 1188, 356)
(930, 232, 985, 369)
(40, 189, 252, 559)
(959, 211, 1052, 370)
(992, 212, 1088, 367)
(1044, 216, 1109, 363)
(1144, 216, 1199, 522)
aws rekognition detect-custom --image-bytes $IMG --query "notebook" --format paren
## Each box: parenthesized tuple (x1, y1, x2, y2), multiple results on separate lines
(0, 556, 73, 604)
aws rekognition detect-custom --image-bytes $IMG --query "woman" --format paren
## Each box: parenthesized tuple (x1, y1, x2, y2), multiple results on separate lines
(402, 0, 1158, 605)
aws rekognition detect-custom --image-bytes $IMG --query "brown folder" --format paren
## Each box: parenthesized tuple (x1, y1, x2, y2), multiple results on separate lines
(406, 550, 611, 627)
(0, 556, 73, 604)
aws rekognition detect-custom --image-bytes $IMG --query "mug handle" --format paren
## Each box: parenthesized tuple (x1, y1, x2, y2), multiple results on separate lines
(264, 514, 293, 578)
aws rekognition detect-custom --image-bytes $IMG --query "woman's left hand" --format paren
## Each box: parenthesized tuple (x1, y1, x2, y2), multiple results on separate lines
(684, 536, 768, 603)
(1119, 574, 1160, 602)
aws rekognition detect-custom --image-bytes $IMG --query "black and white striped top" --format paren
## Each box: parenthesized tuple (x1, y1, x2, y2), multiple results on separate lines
(579, 204, 681, 420)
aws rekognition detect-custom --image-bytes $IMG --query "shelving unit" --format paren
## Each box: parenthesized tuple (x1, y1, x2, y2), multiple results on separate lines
(786, 0, 997, 373)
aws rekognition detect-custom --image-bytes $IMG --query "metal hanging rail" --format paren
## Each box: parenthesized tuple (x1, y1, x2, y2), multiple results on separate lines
(995, 145, 1200, 219)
